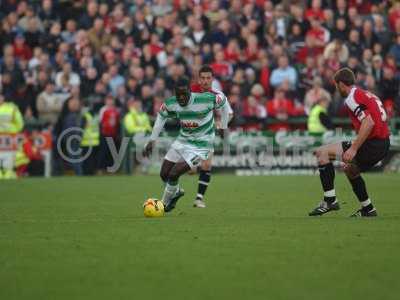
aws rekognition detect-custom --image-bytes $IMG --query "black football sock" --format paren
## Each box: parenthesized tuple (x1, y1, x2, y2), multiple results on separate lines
(318, 163, 336, 204)
(196, 170, 211, 200)
(349, 176, 374, 212)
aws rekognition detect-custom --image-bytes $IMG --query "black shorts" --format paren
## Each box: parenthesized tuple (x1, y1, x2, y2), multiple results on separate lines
(342, 138, 390, 172)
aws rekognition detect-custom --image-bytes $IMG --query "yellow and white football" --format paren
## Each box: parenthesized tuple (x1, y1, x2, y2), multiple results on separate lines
(143, 198, 165, 217)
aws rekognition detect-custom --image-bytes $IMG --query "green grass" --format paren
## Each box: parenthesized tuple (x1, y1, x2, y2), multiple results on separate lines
(1, 174, 400, 300)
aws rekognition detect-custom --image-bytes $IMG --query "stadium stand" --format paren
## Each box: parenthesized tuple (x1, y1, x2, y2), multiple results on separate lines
(1, 0, 400, 176)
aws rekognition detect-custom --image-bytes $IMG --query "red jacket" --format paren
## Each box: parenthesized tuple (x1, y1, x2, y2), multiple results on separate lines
(13, 43, 32, 60)
(305, 8, 325, 22)
(210, 62, 232, 78)
(224, 48, 240, 63)
(296, 46, 323, 64)
(23, 137, 42, 161)
(242, 98, 266, 131)
(99, 106, 120, 137)
(266, 98, 295, 131)
(259, 66, 270, 95)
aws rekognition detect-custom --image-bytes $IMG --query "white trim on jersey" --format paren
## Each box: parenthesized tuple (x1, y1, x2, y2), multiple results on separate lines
(211, 89, 234, 116)
(344, 86, 367, 121)
(211, 79, 222, 92)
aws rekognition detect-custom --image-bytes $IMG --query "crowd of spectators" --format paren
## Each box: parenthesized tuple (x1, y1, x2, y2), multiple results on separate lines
(1, 0, 400, 134)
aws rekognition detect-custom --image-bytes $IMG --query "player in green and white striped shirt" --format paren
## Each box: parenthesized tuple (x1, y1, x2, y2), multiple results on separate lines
(143, 77, 230, 212)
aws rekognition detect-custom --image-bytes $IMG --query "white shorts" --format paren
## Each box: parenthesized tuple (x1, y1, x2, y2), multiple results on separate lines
(165, 141, 211, 169)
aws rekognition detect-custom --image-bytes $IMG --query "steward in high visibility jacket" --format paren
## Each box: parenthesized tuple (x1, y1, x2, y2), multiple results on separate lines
(0, 149, 16, 179)
(123, 101, 151, 135)
(0, 95, 24, 134)
(14, 143, 30, 177)
(15, 146, 30, 169)
(307, 97, 334, 134)
(81, 112, 100, 147)
(0, 168, 17, 179)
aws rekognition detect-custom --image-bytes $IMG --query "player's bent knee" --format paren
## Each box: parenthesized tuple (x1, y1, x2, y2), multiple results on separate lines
(167, 166, 185, 182)
(344, 164, 360, 179)
(314, 147, 322, 158)
(168, 171, 181, 182)
(201, 160, 212, 171)
(160, 170, 169, 182)
(318, 157, 329, 165)
(315, 147, 329, 164)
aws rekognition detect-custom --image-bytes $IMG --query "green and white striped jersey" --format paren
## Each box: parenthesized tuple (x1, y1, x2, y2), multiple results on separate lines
(156, 92, 227, 149)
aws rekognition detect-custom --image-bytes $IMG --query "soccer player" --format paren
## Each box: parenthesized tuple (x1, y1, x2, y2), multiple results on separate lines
(309, 67, 390, 217)
(143, 77, 231, 212)
(191, 65, 233, 208)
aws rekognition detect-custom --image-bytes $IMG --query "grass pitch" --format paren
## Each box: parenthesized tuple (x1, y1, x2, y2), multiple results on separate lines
(1, 174, 400, 300)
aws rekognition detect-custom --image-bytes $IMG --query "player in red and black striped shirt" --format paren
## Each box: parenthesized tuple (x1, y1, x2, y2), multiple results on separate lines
(309, 68, 390, 217)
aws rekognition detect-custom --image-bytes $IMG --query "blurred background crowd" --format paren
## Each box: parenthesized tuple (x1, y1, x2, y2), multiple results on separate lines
(1, 0, 400, 176)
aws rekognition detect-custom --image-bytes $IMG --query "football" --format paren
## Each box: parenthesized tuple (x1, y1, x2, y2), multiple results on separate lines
(143, 199, 164, 217)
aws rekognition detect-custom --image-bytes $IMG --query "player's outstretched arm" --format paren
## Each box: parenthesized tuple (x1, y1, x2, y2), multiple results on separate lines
(343, 115, 375, 163)
(216, 97, 231, 139)
(224, 99, 234, 123)
(215, 95, 230, 130)
(143, 113, 167, 157)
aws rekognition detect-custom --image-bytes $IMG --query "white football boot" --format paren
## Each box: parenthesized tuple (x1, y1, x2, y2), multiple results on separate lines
(193, 199, 206, 208)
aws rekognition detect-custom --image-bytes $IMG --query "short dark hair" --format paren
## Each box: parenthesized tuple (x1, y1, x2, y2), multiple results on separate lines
(334, 67, 355, 86)
(199, 65, 214, 76)
(175, 76, 190, 89)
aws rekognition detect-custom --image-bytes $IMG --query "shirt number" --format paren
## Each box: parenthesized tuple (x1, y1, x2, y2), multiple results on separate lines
(365, 91, 387, 122)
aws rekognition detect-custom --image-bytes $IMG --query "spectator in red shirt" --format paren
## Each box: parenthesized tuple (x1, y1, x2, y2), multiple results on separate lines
(259, 55, 270, 96)
(266, 88, 296, 132)
(98, 95, 120, 173)
(384, 53, 398, 74)
(241, 84, 267, 131)
(296, 34, 323, 64)
(149, 33, 164, 56)
(210, 50, 232, 80)
(306, 18, 330, 50)
(224, 39, 240, 63)
(13, 34, 32, 60)
(305, 0, 325, 22)
(99, 95, 120, 139)
(389, 2, 400, 30)
(245, 34, 259, 62)
(242, 95, 267, 131)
